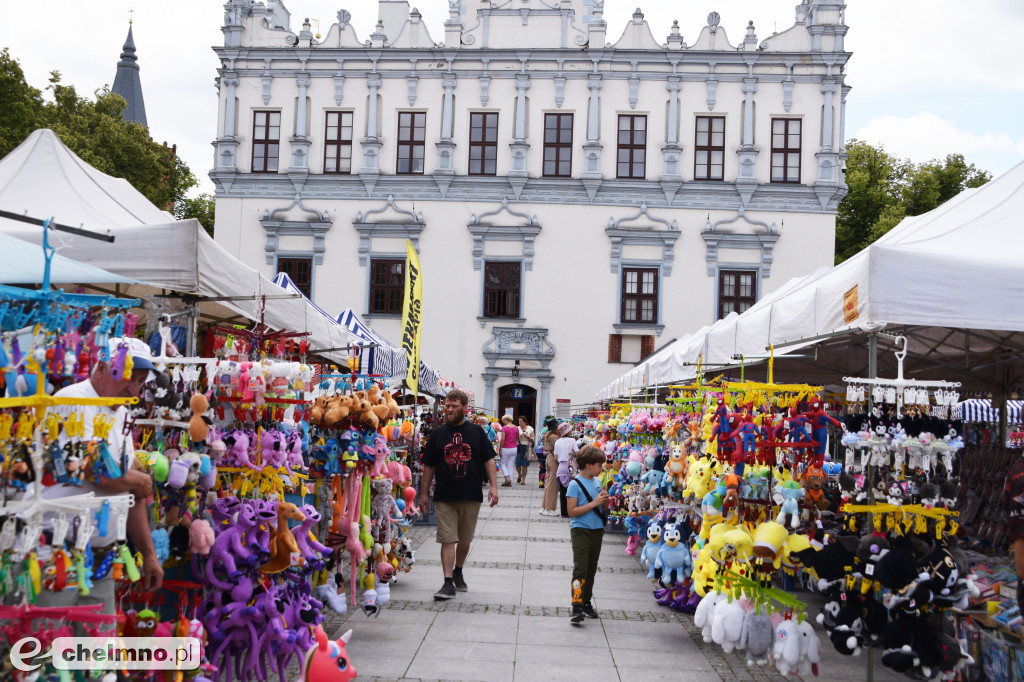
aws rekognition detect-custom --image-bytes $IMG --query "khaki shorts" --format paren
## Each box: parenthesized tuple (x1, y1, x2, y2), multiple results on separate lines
(435, 500, 482, 544)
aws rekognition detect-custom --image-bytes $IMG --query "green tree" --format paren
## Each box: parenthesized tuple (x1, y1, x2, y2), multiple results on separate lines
(834, 140, 907, 262)
(174, 193, 216, 236)
(0, 48, 45, 158)
(835, 141, 992, 263)
(0, 49, 196, 211)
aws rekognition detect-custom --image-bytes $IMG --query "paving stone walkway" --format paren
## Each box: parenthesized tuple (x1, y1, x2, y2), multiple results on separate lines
(324, 470, 901, 681)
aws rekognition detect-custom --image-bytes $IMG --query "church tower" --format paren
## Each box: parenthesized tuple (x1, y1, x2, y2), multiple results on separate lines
(111, 23, 148, 127)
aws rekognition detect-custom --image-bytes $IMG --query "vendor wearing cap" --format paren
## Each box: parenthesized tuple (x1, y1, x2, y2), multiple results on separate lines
(39, 336, 163, 617)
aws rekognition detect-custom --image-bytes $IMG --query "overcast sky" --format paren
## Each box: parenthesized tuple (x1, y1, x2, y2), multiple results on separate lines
(3, 1, 1022, 196)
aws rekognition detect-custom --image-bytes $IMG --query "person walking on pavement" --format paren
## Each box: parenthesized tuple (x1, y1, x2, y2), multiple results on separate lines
(554, 422, 579, 517)
(497, 415, 519, 487)
(421, 389, 499, 600)
(539, 418, 561, 515)
(515, 416, 534, 485)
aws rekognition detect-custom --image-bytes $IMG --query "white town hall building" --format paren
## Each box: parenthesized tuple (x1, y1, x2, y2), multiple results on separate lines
(210, 0, 851, 422)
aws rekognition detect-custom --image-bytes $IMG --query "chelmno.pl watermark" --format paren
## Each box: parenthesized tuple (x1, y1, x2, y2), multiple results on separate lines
(9, 637, 201, 672)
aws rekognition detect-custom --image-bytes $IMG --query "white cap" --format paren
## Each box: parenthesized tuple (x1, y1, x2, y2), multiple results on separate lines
(108, 336, 157, 381)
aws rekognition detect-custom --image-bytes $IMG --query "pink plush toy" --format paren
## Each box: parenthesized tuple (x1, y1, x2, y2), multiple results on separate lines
(301, 625, 355, 682)
(189, 519, 215, 554)
(346, 522, 367, 607)
(402, 486, 420, 517)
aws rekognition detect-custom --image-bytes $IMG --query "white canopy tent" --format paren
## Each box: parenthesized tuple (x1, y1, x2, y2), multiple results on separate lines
(0, 129, 172, 230)
(0, 130, 349, 364)
(599, 159, 1024, 399)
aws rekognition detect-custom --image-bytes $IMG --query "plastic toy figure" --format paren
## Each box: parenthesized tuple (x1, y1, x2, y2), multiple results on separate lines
(807, 400, 843, 467)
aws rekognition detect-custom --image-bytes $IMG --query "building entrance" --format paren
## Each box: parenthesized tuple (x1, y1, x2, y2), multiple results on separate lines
(497, 384, 538, 429)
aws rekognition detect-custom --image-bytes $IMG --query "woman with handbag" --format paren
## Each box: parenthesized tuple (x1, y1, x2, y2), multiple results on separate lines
(515, 416, 535, 485)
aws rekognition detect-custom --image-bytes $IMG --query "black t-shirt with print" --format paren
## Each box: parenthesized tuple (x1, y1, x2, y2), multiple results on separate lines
(423, 421, 497, 503)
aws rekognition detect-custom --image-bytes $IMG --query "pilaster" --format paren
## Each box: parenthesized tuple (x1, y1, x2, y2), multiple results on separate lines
(288, 74, 311, 174)
(359, 73, 383, 196)
(735, 77, 760, 208)
(660, 76, 682, 203)
(814, 79, 839, 208)
(581, 74, 604, 202)
(508, 74, 531, 200)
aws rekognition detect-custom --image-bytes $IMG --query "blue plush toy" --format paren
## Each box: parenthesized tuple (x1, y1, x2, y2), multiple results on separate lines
(152, 527, 170, 565)
(642, 521, 666, 578)
(775, 481, 805, 529)
(654, 524, 693, 584)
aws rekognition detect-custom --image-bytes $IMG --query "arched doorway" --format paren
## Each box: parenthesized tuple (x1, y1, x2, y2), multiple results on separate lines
(497, 383, 538, 429)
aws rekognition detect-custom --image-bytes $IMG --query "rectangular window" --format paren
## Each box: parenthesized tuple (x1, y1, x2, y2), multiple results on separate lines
(621, 267, 658, 324)
(771, 118, 801, 183)
(694, 116, 725, 180)
(369, 259, 405, 315)
(252, 111, 281, 173)
(483, 262, 521, 318)
(616, 115, 647, 179)
(277, 257, 312, 299)
(543, 113, 573, 178)
(719, 270, 757, 319)
(324, 111, 353, 174)
(397, 112, 426, 174)
(469, 112, 498, 176)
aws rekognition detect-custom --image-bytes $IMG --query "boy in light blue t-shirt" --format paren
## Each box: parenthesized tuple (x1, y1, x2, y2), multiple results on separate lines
(565, 445, 609, 624)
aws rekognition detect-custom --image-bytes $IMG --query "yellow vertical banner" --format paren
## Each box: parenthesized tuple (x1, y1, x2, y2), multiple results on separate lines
(401, 239, 423, 395)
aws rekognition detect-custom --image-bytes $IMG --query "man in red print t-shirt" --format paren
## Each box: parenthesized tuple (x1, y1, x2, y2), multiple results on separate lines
(421, 389, 498, 600)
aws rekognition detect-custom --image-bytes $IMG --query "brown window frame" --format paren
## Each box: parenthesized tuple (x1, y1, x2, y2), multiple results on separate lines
(324, 111, 353, 174)
(694, 116, 725, 181)
(620, 267, 658, 325)
(616, 114, 647, 179)
(369, 259, 405, 316)
(718, 270, 757, 319)
(468, 112, 498, 176)
(483, 261, 521, 319)
(542, 113, 573, 178)
(396, 112, 426, 175)
(251, 111, 281, 173)
(771, 118, 802, 184)
(277, 257, 312, 299)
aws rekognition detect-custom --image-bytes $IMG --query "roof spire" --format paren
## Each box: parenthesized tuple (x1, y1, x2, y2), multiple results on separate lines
(111, 22, 148, 127)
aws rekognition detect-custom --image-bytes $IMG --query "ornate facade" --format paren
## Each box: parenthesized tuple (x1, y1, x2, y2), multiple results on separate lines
(211, 0, 850, 418)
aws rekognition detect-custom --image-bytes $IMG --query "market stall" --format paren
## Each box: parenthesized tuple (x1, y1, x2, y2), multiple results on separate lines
(588, 160, 1024, 680)
(0, 230, 438, 681)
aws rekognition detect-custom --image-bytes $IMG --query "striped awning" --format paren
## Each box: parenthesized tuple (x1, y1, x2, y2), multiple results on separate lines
(335, 308, 441, 396)
(270, 274, 442, 394)
(953, 399, 1023, 424)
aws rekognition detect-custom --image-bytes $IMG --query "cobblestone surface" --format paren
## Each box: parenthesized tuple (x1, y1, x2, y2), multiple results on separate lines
(309, 472, 879, 681)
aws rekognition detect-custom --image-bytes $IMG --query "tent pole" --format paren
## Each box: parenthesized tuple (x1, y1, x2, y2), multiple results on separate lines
(868, 332, 878, 382)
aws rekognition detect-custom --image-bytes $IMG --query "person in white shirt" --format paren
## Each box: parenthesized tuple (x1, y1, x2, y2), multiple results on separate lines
(38, 337, 163, 618)
(553, 422, 579, 518)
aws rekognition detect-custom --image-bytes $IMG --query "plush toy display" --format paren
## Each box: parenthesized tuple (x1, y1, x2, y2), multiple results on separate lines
(586, 359, 978, 682)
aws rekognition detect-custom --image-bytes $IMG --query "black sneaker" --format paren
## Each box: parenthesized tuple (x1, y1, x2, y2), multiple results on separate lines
(570, 606, 584, 624)
(434, 581, 456, 600)
(452, 569, 468, 592)
(581, 604, 599, 619)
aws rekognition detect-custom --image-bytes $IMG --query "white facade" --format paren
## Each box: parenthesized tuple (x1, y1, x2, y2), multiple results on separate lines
(211, 0, 851, 421)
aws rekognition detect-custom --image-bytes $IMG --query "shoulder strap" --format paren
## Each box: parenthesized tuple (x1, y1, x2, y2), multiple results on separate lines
(571, 477, 606, 524)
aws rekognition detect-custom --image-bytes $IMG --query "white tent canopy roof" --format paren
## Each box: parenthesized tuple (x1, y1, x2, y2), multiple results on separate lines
(0, 130, 348, 364)
(0, 129, 172, 231)
(599, 159, 1024, 399)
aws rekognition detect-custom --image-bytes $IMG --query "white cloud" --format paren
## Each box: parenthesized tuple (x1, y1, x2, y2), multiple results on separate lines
(855, 113, 1024, 174)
